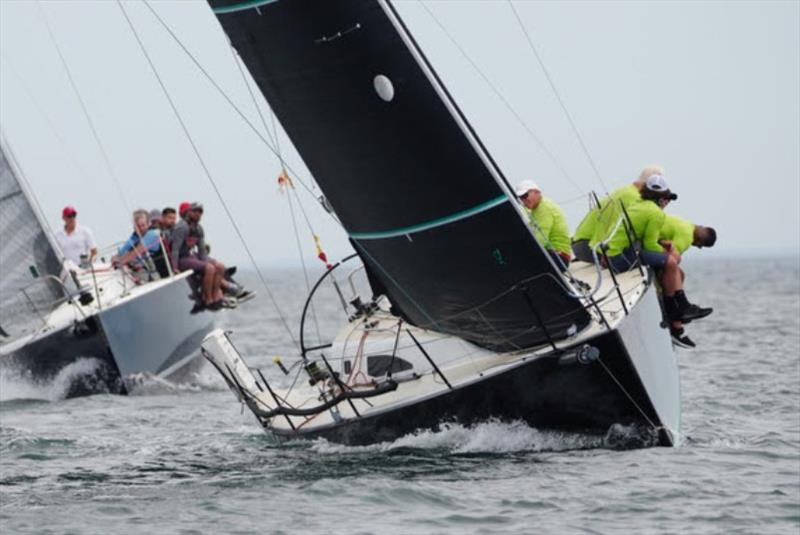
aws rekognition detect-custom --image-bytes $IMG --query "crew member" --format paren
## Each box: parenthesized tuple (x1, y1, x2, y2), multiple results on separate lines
(171, 202, 232, 310)
(113, 209, 163, 279)
(572, 165, 676, 263)
(657, 214, 717, 347)
(54, 206, 97, 267)
(605, 175, 712, 330)
(148, 209, 162, 231)
(515, 180, 571, 270)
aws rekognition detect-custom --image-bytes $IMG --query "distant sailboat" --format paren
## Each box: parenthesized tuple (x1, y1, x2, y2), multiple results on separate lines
(201, 0, 680, 446)
(0, 136, 216, 398)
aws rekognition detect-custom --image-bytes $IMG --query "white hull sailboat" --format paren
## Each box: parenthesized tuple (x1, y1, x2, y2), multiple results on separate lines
(200, 0, 680, 447)
(0, 138, 215, 397)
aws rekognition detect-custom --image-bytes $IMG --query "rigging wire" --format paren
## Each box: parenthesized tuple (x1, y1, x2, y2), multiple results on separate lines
(139, 0, 335, 218)
(418, 0, 583, 195)
(35, 0, 131, 213)
(227, 45, 278, 150)
(0, 130, 61, 252)
(227, 44, 324, 343)
(115, 0, 299, 349)
(286, 190, 323, 343)
(0, 55, 95, 193)
(507, 0, 610, 194)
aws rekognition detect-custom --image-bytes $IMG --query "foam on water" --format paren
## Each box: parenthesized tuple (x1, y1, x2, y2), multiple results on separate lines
(124, 361, 227, 396)
(309, 420, 606, 455)
(0, 358, 106, 402)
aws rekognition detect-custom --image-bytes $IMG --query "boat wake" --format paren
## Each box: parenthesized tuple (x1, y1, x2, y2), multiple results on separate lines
(0, 357, 114, 402)
(124, 362, 226, 396)
(308, 420, 627, 455)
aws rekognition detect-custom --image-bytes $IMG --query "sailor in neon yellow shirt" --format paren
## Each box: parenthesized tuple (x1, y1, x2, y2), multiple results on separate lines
(655, 214, 717, 347)
(659, 214, 716, 256)
(572, 165, 669, 263)
(606, 174, 715, 347)
(515, 180, 571, 270)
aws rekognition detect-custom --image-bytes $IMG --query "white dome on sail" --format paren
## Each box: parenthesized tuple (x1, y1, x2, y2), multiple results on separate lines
(373, 74, 394, 102)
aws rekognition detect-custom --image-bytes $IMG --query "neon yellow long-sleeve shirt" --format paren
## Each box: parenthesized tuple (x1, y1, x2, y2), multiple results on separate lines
(528, 197, 571, 256)
(574, 184, 641, 243)
(605, 199, 666, 257)
(660, 214, 695, 254)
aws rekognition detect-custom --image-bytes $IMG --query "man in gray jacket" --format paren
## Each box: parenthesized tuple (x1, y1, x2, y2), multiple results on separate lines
(170, 203, 231, 310)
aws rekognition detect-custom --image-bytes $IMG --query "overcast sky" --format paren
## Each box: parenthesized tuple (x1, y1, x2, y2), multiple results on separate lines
(1, 0, 798, 268)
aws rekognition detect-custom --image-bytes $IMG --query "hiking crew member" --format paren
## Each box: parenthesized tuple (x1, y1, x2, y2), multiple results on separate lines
(657, 214, 717, 347)
(113, 209, 162, 279)
(659, 215, 717, 257)
(54, 205, 97, 267)
(515, 180, 571, 271)
(572, 165, 673, 263)
(170, 203, 231, 310)
(178, 201, 191, 221)
(604, 175, 713, 343)
(160, 207, 177, 243)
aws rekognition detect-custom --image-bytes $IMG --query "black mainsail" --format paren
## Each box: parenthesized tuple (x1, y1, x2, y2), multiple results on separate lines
(209, 0, 590, 351)
(0, 139, 64, 340)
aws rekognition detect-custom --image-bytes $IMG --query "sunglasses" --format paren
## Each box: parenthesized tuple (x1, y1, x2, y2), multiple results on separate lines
(518, 193, 529, 200)
(65, 214, 76, 218)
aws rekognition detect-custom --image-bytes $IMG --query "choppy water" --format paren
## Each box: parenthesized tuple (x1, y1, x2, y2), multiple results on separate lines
(1, 256, 798, 534)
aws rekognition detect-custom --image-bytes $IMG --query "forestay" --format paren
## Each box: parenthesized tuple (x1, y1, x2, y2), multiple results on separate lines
(209, 0, 590, 351)
(0, 140, 64, 339)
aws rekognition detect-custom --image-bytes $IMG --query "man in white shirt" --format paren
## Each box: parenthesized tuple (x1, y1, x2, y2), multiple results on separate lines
(54, 206, 97, 267)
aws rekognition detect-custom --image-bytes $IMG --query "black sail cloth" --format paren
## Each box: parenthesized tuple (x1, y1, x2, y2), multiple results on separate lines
(209, 0, 590, 351)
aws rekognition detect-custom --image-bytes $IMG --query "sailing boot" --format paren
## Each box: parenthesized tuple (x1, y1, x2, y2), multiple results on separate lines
(670, 325, 696, 349)
(662, 294, 682, 322)
(674, 290, 712, 323)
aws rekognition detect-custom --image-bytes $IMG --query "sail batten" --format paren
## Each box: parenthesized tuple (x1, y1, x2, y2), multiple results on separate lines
(209, 0, 591, 351)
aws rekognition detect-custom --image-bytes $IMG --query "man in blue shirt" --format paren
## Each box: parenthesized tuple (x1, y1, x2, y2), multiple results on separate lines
(113, 209, 162, 277)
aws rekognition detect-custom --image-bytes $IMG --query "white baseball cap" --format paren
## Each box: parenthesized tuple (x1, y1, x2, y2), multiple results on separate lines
(514, 180, 540, 197)
(645, 174, 670, 192)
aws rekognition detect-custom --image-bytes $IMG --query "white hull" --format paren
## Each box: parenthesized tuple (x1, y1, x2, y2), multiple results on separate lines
(1, 266, 214, 396)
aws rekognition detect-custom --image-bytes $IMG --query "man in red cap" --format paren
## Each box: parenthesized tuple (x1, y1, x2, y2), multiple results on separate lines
(54, 206, 97, 267)
(178, 201, 192, 220)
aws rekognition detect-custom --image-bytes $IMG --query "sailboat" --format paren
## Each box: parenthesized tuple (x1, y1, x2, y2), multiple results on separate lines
(0, 136, 216, 398)
(200, 0, 680, 447)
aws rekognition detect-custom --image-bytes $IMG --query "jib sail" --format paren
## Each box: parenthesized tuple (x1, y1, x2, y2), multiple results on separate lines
(209, 0, 590, 351)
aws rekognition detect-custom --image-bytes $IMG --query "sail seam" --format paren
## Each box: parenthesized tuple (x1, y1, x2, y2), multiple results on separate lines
(0, 190, 23, 204)
(213, 0, 279, 14)
(349, 195, 508, 241)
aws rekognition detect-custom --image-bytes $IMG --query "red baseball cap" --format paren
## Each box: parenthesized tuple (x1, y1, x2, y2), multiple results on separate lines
(62, 206, 77, 217)
(179, 201, 191, 217)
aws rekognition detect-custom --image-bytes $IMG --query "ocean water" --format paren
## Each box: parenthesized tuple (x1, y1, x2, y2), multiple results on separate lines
(1, 256, 798, 534)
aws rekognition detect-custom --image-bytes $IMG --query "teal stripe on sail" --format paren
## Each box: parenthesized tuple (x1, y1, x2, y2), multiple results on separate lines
(350, 195, 509, 240)
(213, 0, 279, 15)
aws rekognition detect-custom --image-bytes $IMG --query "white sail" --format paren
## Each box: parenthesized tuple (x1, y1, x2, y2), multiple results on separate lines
(0, 139, 65, 339)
